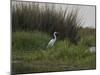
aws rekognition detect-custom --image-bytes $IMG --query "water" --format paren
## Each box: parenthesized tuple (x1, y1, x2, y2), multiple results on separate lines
(89, 46, 96, 53)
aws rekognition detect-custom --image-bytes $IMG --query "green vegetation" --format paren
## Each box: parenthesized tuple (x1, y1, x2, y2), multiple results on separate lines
(12, 30, 96, 74)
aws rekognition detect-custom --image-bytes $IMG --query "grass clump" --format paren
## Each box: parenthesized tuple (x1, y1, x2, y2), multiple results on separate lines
(12, 1, 81, 44)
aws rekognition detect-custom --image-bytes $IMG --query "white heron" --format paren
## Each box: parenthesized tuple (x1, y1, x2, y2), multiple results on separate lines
(47, 32, 58, 48)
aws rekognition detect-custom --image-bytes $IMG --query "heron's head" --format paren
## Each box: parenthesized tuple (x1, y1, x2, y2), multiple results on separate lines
(54, 32, 58, 37)
(54, 32, 58, 34)
(52, 32, 58, 39)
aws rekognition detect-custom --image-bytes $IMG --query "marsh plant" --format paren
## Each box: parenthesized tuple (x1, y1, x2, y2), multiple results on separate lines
(12, 1, 81, 44)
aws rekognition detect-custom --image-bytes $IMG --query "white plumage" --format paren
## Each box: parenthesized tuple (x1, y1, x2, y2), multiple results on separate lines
(47, 32, 58, 48)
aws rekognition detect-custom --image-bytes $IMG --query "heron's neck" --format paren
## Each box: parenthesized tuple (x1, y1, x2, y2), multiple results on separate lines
(53, 33, 56, 40)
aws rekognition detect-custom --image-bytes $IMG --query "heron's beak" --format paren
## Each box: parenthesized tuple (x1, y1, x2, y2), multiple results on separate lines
(56, 32, 59, 35)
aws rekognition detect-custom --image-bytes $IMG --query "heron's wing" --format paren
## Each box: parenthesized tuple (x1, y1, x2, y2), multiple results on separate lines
(48, 39, 54, 45)
(47, 39, 54, 47)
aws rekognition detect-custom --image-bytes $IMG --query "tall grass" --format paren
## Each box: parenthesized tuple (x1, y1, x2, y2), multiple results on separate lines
(12, 1, 82, 44)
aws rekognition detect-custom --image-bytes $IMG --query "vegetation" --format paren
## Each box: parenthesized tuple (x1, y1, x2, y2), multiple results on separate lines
(12, 1, 81, 44)
(12, 29, 96, 74)
(12, 1, 96, 74)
